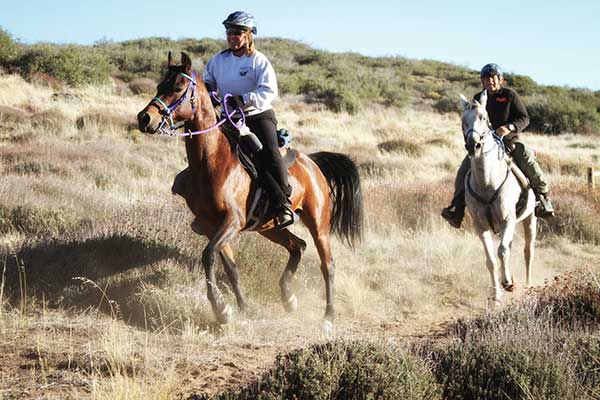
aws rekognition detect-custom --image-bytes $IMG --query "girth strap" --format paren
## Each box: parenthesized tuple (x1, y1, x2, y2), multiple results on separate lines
(466, 167, 510, 205)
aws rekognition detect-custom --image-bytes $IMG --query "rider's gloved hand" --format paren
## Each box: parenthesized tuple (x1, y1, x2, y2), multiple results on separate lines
(227, 95, 245, 111)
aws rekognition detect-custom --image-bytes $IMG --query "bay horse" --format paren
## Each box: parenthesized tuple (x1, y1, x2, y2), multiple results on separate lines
(137, 52, 363, 325)
(460, 91, 537, 305)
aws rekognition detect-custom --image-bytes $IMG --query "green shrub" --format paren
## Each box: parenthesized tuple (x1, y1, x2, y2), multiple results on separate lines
(209, 340, 440, 400)
(570, 334, 600, 391)
(183, 38, 226, 62)
(0, 27, 20, 67)
(378, 72, 411, 108)
(505, 74, 538, 95)
(436, 267, 600, 399)
(434, 95, 461, 114)
(318, 87, 362, 114)
(434, 340, 579, 400)
(411, 60, 476, 84)
(15, 44, 112, 86)
(526, 88, 600, 134)
(94, 37, 188, 82)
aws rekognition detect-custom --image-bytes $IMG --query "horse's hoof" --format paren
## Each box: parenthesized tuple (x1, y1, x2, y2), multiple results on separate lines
(282, 294, 298, 313)
(487, 297, 502, 308)
(502, 279, 517, 292)
(216, 304, 232, 325)
(321, 320, 333, 337)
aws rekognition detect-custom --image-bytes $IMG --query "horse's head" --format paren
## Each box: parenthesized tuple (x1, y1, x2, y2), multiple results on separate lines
(137, 52, 198, 134)
(460, 90, 492, 157)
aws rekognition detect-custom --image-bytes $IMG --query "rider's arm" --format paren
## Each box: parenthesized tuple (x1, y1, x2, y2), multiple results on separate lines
(240, 54, 278, 110)
(202, 57, 218, 93)
(509, 90, 530, 133)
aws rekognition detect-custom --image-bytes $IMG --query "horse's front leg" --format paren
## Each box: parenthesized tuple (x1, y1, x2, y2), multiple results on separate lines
(219, 244, 247, 313)
(477, 229, 502, 305)
(202, 216, 241, 324)
(498, 220, 516, 291)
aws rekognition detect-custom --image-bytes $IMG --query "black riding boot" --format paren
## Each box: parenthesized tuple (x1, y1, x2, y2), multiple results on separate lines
(275, 186, 294, 229)
(262, 171, 294, 229)
(534, 192, 555, 218)
(441, 190, 466, 229)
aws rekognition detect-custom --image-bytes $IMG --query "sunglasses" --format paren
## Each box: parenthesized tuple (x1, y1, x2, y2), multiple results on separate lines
(226, 29, 244, 36)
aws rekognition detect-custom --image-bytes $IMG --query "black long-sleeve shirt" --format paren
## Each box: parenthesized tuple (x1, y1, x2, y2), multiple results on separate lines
(474, 87, 529, 139)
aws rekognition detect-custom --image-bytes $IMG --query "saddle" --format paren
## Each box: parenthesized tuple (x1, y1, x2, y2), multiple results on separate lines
(220, 123, 298, 230)
(172, 122, 298, 230)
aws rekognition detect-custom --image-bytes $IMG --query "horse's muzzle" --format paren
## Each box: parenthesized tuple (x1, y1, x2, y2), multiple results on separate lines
(137, 111, 155, 133)
(465, 134, 485, 156)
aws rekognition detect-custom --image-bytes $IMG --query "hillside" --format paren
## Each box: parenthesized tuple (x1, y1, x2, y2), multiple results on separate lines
(1, 28, 600, 134)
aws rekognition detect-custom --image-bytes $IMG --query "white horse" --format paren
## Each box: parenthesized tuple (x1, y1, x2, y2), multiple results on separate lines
(460, 91, 537, 305)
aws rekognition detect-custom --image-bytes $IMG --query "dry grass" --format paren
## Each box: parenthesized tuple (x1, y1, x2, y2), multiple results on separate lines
(1, 72, 600, 398)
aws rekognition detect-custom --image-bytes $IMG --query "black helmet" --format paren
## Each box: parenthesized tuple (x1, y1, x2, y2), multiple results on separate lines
(480, 63, 503, 78)
(222, 11, 257, 34)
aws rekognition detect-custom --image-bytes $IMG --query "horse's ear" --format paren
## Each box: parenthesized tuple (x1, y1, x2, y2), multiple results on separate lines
(181, 52, 192, 73)
(459, 94, 470, 109)
(480, 89, 488, 108)
(168, 51, 175, 67)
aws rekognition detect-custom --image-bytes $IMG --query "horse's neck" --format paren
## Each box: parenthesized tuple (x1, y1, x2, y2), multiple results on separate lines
(470, 142, 507, 190)
(185, 88, 233, 172)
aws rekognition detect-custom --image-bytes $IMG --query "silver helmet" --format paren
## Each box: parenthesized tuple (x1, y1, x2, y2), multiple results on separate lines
(222, 11, 257, 35)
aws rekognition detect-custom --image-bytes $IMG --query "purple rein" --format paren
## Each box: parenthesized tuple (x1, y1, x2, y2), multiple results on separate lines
(152, 71, 245, 137)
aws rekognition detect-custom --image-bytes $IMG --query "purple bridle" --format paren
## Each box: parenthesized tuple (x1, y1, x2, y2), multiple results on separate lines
(151, 71, 246, 137)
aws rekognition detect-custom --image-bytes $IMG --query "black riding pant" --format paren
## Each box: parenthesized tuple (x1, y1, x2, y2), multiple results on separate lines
(245, 109, 291, 206)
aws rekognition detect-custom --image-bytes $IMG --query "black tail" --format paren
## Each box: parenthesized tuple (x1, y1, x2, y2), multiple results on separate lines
(309, 151, 364, 248)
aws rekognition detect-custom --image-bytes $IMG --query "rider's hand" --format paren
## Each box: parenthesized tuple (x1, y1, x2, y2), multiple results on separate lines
(496, 125, 511, 137)
(227, 95, 245, 110)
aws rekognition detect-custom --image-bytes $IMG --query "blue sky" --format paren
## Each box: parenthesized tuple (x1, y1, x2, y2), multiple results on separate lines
(2, 0, 599, 90)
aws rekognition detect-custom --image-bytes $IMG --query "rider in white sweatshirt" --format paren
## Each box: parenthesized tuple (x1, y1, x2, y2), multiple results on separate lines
(203, 11, 293, 229)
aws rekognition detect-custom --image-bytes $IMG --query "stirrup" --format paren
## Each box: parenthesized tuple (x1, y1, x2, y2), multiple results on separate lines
(274, 205, 295, 230)
(535, 195, 555, 218)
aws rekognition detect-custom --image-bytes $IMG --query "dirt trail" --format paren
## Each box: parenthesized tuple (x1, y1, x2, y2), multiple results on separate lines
(0, 304, 469, 399)
(2, 239, 598, 399)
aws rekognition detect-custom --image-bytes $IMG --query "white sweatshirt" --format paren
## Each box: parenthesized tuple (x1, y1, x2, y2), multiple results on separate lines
(203, 49, 278, 116)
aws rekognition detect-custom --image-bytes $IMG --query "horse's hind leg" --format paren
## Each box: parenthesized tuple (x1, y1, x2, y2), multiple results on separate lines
(259, 229, 307, 313)
(304, 225, 335, 322)
(522, 214, 537, 287)
(219, 244, 247, 312)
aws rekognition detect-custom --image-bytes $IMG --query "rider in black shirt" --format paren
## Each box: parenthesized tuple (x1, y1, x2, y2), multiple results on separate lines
(442, 63, 555, 228)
